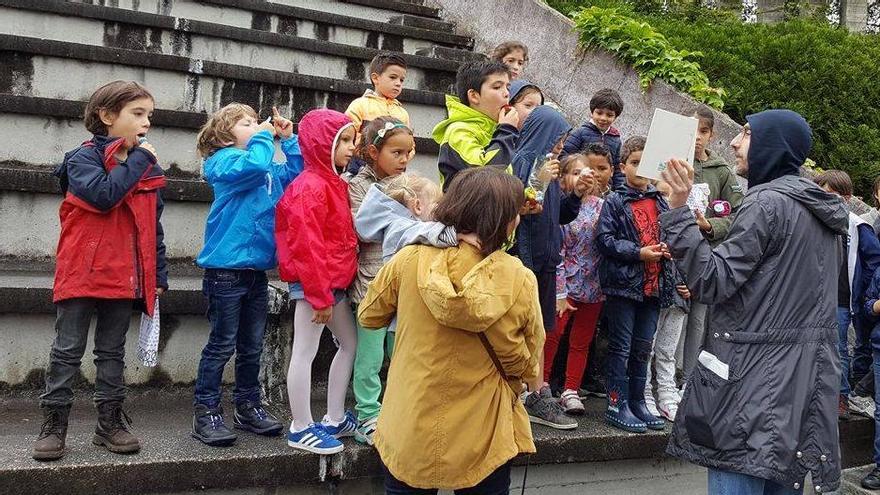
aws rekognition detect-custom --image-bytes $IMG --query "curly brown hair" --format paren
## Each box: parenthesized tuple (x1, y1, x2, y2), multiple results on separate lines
(196, 103, 258, 158)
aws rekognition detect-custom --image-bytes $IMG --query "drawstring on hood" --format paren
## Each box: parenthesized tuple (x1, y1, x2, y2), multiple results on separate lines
(746, 109, 812, 187)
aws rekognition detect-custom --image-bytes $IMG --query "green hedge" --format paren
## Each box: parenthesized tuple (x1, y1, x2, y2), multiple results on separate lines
(548, 0, 880, 197)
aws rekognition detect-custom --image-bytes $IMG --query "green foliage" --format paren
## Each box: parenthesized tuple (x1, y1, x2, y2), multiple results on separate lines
(546, 0, 880, 197)
(569, 6, 727, 108)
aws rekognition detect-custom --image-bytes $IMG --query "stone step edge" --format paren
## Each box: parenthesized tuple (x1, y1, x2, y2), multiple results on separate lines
(0, 34, 447, 107)
(339, 0, 442, 19)
(0, 0, 462, 74)
(197, 0, 471, 48)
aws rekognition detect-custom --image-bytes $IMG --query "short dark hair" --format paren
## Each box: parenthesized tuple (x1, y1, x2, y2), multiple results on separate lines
(815, 169, 853, 197)
(584, 142, 613, 166)
(621, 135, 646, 164)
(84, 80, 153, 135)
(489, 41, 530, 62)
(369, 52, 408, 77)
(357, 116, 413, 163)
(433, 167, 523, 257)
(455, 60, 510, 105)
(693, 105, 715, 130)
(589, 88, 624, 116)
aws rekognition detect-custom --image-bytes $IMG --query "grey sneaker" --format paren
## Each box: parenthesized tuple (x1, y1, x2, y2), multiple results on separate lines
(849, 393, 876, 419)
(525, 387, 578, 430)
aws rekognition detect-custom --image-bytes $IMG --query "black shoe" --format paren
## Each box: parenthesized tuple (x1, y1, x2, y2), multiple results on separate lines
(579, 380, 607, 399)
(233, 400, 283, 436)
(192, 404, 237, 446)
(862, 466, 880, 490)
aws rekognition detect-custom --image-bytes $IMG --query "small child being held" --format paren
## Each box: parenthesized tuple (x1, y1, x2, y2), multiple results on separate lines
(345, 53, 411, 176)
(596, 135, 677, 434)
(562, 88, 625, 190)
(434, 60, 520, 189)
(275, 109, 360, 455)
(191, 104, 300, 447)
(490, 41, 529, 80)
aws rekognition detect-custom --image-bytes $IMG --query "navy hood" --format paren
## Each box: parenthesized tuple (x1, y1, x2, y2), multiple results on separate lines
(746, 109, 812, 187)
(509, 79, 544, 105)
(512, 106, 571, 182)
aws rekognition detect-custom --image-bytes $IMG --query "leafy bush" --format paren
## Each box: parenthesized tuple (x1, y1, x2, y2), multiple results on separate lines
(569, 6, 726, 108)
(547, 0, 880, 196)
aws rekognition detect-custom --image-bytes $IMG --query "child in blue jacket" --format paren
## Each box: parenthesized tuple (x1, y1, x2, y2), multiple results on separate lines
(858, 266, 880, 489)
(561, 88, 625, 190)
(192, 104, 302, 446)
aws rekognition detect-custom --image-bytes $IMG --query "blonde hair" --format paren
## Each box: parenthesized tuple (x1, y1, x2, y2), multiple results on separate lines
(385, 174, 440, 212)
(196, 103, 258, 158)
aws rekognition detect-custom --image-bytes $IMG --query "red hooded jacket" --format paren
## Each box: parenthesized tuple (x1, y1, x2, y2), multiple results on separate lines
(53, 136, 167, 316)
(275, 109, 358, 310)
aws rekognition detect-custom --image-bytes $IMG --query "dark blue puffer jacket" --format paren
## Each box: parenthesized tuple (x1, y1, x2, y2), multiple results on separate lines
(511, 106, 580, 273)
(596, 184, 675, 307)
(561, 121, 625, 190)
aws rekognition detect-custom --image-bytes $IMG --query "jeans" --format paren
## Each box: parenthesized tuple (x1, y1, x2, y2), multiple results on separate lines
(194, 269, 268, 407)
(40, 298, 134, 408)
(383, 462, 511, 495)
(873, 349, 880, 464)
(853, 313, 873, 382)
(605, 296, 660, 393)
(708, 468, 803, 495)
(838, 307, 852, 397)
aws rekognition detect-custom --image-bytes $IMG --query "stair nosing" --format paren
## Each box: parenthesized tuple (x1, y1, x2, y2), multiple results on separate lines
(0, 0, 463, 73)
(338, 0, 442, 19)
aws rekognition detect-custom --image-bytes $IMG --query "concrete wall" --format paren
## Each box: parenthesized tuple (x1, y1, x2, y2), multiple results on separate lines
(432, 0, 743, 164)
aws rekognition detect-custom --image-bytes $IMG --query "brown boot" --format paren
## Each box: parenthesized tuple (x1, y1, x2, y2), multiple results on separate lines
(32, 405, 70, 461)
(92, 402, 140, 454)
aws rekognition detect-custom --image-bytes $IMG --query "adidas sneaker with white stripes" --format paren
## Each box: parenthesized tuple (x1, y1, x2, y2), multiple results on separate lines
(287, 423, 344, 454)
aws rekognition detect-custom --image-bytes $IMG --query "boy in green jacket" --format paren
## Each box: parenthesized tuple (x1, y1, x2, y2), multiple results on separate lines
(433, 60, 520, 190)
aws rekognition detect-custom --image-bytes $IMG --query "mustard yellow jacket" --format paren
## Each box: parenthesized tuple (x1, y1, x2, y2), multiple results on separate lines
(344, 89, 411, 131)
(358, 244, 544, 489)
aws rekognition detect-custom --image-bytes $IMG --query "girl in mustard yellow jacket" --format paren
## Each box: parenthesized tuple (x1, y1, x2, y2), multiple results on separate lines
(358, 167, 544, 492)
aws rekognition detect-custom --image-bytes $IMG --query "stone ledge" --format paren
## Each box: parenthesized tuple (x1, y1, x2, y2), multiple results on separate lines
(0, 34, 446, 107)
(198, 0, 473, 48)
(339, 0, 442, 19)
(0, 0, 461, 76)
(0, 94, 442, 156)
(390, 13, 457, 32)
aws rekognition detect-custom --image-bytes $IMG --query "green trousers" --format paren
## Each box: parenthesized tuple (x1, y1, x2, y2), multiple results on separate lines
(353, 314, 395, 422)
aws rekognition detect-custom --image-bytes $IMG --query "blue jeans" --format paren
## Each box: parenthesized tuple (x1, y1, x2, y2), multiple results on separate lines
(838, 307, 852, 396)
(194, 269, 268, 407)
(853, 313, 873, 381)
(708, 469, 803, 495)
(604, 296, 660, 392)
(383, 462, 510, 494)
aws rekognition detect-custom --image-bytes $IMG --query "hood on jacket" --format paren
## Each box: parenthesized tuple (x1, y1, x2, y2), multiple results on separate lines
(298, 109, 353, 175)
(432, 95, 496, 144)
(418, 245, 527, 332)
(746, 109, 812, 187)
(509, 80, 544, 105)
(757, 175, 848, 235)
(696, 148, 728, 168)
(512, 106, 571, 180)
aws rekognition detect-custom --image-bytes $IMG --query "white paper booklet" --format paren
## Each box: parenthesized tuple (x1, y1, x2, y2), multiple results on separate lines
(637, 108, 698, 181)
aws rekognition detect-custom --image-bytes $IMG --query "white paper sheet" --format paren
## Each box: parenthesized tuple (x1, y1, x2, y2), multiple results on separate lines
(637, 108, 698, 181)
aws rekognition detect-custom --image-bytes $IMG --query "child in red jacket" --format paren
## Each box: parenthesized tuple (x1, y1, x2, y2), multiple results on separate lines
(275, 109, 359, 454)
(33, 80, 167, 461)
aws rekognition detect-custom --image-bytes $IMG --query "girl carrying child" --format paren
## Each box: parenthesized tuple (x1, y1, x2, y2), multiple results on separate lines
(543, 145, 613, 415)
(275, 109, 359, 455)
(346, 117, 416, 445)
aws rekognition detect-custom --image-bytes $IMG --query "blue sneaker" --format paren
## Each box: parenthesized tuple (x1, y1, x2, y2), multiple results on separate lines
(287, 423, 343, 455)
(321, 411, 357, 438)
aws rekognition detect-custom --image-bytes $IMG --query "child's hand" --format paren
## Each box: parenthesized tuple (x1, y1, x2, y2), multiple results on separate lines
(660, 159, 694, 209)
(660, 242, 672, 259)
(272, 107, 293, 139)
(499, 106, 519, 128)
(695, 210, 713, 233)
(574, 173, 596, 198)
(456, 232, 482, 250)
(138, 141, 158, 161)
(537, 159, 560, 183)
(520, 201, 543, 215)
(676, 284, 690, 299)
(639, 244, 665, 262)
(257, 119, 277, 137)
(874, 300, 880, 316)
(312, 306, 332, 325)
(556, 298, 576, 317)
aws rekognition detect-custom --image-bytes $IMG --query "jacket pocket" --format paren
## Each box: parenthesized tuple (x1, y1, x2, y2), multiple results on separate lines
(681, 359, 744, 451)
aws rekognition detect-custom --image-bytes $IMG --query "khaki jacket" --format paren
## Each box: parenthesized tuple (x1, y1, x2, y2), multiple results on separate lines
(358, 244, 544, 489)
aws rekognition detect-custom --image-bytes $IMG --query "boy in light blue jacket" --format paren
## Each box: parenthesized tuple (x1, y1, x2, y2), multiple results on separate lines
(192, 104, 302, 446)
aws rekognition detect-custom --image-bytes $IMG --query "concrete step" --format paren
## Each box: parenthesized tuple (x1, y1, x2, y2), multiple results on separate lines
(71, 0, 472, 53)
(263, 0, 443, 25)
(339, 0, 443, 19)
(842, 465, 876, 494)
(0, 0, 460, 94)
(0, 94, 441, 178)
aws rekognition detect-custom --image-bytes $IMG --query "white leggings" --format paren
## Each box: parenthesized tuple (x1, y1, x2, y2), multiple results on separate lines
(287, 298, 357, 432)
